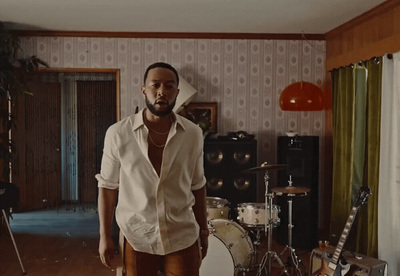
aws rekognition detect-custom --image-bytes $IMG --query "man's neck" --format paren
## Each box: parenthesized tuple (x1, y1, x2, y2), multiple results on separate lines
(143, 109, 173, 133)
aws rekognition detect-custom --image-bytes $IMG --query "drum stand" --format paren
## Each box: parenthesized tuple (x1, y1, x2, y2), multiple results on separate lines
(250, 226, 264, 263)
(277, 176, 305, 276)
(1, 209, 26, 275)
(256, 168, 288, 276)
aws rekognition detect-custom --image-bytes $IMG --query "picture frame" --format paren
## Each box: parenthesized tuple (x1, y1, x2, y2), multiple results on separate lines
(179, 102, 218, 133)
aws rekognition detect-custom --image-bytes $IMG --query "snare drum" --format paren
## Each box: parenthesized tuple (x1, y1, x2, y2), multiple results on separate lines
(237, 203, 281, 227)
(200, 219, 254, 276)
(206, 197, 230, 220)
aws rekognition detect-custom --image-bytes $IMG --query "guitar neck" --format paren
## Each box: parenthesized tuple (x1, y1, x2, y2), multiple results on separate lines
(331, 206, 359, 264)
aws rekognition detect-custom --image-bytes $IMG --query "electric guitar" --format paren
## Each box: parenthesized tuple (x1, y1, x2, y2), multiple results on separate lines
(312, 186, 371, 276)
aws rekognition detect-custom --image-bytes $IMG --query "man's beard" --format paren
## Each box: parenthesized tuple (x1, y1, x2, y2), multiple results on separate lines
(145, 96, 176, 117)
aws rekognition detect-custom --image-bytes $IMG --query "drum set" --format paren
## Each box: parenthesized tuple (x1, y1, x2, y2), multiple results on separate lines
(200, 162, 310, 276)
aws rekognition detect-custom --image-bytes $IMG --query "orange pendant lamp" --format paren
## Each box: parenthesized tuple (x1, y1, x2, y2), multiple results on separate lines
(279, 81, 324, 111)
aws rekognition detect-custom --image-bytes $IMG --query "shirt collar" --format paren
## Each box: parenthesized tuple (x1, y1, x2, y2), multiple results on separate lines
(132, 109, 145, 131)
(131, 108, 186, 132)
(174, 112, 187, 131)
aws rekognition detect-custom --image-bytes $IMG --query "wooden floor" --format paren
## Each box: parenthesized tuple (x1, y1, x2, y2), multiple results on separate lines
(0, 207, 311, 276)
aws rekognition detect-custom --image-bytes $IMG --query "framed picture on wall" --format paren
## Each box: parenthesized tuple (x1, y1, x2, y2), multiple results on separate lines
(179, 102, 218, 133)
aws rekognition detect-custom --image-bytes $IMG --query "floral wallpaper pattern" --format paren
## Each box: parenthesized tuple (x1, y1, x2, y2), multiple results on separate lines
(20, 36, 326, 175)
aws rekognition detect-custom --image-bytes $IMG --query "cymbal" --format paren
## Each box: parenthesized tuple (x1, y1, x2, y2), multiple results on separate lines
(243, 163, 287, 173)
(272, 186, 310, 196)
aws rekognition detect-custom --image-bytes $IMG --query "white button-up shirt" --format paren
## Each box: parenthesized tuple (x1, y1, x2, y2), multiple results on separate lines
(96, 109, 206, 255)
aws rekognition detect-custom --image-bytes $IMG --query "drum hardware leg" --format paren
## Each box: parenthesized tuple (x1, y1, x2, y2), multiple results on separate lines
(279, 245, 305, 276)
(256, 251, 289, 276)
(1, 209, 27, 275)
(279, 182, 305, 276)
(249, 226, 264, 268)
(255, 167, 287, 276)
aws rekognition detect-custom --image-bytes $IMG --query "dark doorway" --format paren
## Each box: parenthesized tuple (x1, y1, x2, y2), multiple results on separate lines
(12, 71, 118, 210)
(77, 80, 117, 203)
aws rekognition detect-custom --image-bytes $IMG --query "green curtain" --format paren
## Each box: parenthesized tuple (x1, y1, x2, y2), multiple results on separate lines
(331, 66, 355, 246)
(357, 59, 382, 256)
(330, 58, 382, 257)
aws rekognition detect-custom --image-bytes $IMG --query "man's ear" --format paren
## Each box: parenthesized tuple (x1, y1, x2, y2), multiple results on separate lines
(141, 86, 146, 97)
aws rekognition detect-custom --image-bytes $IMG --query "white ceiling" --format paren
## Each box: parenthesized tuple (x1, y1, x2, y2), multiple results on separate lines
(1, 0, 386, 34)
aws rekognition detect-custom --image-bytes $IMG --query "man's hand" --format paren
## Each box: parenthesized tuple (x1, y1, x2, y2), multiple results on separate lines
(99, 236, 115, 268)
(200, 235, 208, 259)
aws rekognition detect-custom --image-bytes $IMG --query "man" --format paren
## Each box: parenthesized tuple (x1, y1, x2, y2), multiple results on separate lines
(96, 62, 208, 276)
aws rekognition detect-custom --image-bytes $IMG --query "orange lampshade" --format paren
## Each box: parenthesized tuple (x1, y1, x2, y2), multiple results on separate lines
(279, 81, 324, 111)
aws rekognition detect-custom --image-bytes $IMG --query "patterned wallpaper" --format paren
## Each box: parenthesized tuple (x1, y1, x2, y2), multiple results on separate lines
(20, 36, 326, 178)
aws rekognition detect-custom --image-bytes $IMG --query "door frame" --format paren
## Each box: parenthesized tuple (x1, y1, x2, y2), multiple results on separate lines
(38, 68, 121, 121)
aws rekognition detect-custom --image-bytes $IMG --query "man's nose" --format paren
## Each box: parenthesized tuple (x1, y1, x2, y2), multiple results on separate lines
(157, 85, 167, 96)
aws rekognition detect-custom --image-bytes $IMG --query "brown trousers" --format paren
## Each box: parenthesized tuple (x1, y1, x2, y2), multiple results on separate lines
(122, 238, 201, 276)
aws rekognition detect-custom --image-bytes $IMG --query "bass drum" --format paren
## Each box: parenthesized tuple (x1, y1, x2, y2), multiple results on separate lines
(200, 219, 254, 276)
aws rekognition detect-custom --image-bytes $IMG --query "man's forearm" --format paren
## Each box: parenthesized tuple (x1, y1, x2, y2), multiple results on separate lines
(192, 186, 208, 231)
(98, 187, 118, 238)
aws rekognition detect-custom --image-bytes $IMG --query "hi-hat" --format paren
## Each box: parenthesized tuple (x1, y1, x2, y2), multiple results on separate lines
(243, 162, 286, 173)
(272, 186, 310, 196)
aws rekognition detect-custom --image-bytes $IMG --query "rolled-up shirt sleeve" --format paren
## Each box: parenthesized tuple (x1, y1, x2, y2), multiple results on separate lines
(191, 129, 206, 191)
(96, 126, 120, 190)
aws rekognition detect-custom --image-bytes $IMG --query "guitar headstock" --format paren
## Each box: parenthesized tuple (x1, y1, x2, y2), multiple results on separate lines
(354, 186, 371, 207)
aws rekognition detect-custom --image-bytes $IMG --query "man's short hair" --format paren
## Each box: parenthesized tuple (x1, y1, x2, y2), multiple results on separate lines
(143, 62, 179, 86)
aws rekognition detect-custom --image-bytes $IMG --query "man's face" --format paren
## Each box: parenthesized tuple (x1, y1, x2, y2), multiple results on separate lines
(142, 67, 179, 117)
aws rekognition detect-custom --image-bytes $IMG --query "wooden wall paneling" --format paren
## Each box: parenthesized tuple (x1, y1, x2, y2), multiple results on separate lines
(325, 0, 400, 71)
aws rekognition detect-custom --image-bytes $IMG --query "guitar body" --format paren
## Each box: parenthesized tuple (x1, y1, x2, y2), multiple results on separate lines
(312, 257, 350, 276)
(311, 186, 371, 276)
(312, 257, 336, 276)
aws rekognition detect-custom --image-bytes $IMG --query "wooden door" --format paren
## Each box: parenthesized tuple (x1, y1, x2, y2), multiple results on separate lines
(13, 82, 62, 210)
